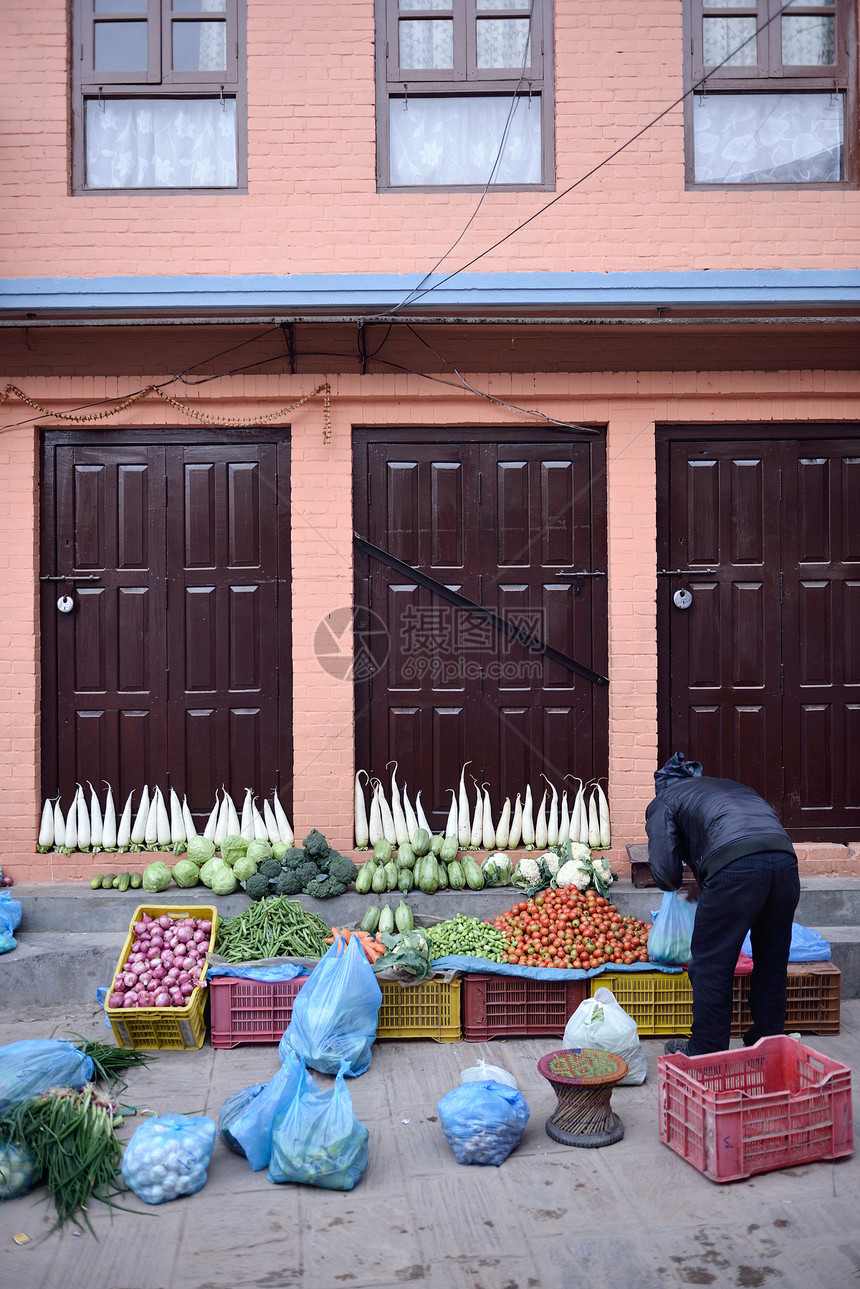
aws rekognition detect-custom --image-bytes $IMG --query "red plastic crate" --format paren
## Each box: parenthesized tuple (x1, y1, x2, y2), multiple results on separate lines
(462, 972, 587, 1041)
(659, 1035, 854, 1182)
(733, 961, 841, 1036)
(208, 975, 309, 1049)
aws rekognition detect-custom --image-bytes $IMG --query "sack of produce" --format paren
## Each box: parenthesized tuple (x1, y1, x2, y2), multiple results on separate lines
(460, 1059, 518, 1090)
(0, 891, 22, 955)
(438, 1080, 530, 1167)
(0, 1039, 94, 1115)
(0, 1139, 40, 1199)
(647, 889, 697, 965)
(562, 986, 647, 1085)
(218, 1051, 303, 1171)
(279, 934, 382, 1077)
(268, 1060, 369, 1191)
(121, 1113, 217, 1205)
(741, 922, 831, 963)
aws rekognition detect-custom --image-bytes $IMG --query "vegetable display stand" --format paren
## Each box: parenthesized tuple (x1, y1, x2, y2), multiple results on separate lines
(463, 973, 587, 1041)
(208, 975, 309, 1048)
(537, 1048, 629, 1148)
(376, 979, 462, 1043)
(658, 1035, 854, 1183)
(105, 904, 218, 1051)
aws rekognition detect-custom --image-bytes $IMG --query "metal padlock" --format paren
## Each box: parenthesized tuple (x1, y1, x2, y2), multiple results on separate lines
(57, 595, 75, 614)
(673, 588, 693, 610)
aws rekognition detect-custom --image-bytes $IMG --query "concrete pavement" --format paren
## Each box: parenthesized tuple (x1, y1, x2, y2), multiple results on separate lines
(0, 996, 857, 1289)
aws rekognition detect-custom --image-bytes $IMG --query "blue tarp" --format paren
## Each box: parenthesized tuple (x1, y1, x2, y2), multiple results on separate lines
(429, 956, 682, 981)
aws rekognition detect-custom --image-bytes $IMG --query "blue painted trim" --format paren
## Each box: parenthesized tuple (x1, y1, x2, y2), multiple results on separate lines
(3, 270, 860, 313)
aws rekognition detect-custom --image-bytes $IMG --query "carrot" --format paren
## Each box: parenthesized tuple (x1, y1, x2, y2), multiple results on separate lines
(325, 927, 387, 963)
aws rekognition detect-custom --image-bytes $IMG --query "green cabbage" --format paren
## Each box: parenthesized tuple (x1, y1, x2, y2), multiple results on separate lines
(198, 856, 218, 888)
(142, 861, 172, 893)
(271, 841, 289, 863)
(232, 853, 258, 883)
(187, 835, 216, 866)
(171, 859, 199, 889)
(246, 839, 273, 865)
(220, 834, 248, 866)
(209, 858, 239, 896)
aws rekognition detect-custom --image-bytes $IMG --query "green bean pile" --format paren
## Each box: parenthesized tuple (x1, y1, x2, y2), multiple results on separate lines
(425, 915, 508, 962)
(216, 897, 332, 962)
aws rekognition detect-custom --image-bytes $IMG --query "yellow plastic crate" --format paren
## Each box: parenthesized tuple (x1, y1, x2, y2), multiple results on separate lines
(591, 971, 693, 1036)
(376, 979, 462, 1043)
(105, 904, 219, 1050)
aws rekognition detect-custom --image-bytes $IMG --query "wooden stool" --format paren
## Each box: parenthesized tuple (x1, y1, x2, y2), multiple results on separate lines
(537, 1048, 629, 1148)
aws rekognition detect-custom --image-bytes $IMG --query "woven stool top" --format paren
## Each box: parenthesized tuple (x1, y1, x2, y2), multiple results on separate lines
(538, 1048, 629, 1086)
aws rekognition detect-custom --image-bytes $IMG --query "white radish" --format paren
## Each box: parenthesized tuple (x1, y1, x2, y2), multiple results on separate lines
(263, 798, 281, 845)
(595, 780, 611, 848)
(65, 787, 80, 851)
(469, 779, 483, 848)
(495, 796, 511, 849)
(521, 785, 535, 847)
(182, 795, 197, 842)
(368, 781, 384, 847)
(377, 783, 397, 845)
(225, 791, 241, 837)
(252, 800, 268, 841)
(240, 788, 255, 841)
(203, 793, 220, 842)
(458, 763, 472, 847)
(544, 777, 559, 846)
(38, 798, 55, 850)
(116, 791, 134, 850)
(482, 785, 496, 850)
(354, 770, 369, 848)
(144, 790, 160, 846)
(567, 778, 582, 842)
(102, 785, 117, 850)
(52, 797, 66, 850)
(578, 784, 591, 845)
(388, 763, 410, 847)
(402, 784, 420, 842)
(169, 788, 186, 845)
(214, 792, 230, 846)
(131, 786, 150, 845)
(76, 785, 91, 851)
(558, 791, 570, 846)
(588, 788, 601, 848)
(415, 790, 431, 835)
(88, 782, 103, 850)
(508, 793, 523, 849)
(272, 794, 294, 846)
(154, 787, 171, 847)
(444, 789, 458, 839)
(534, 788, 548, 850)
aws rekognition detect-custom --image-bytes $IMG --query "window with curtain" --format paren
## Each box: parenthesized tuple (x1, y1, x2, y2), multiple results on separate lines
(72, 0, 246, 193)
(685, 0, 855, 185)
(376, 0, 554, 190)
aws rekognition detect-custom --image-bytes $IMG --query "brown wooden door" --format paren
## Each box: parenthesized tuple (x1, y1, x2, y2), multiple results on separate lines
(658, 430, 860, 840)
(354, 429, 608, 835)
(41, 431, 292, 830)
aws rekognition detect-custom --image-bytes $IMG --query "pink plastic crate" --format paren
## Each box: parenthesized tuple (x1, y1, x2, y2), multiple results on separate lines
(659, 1035, 854, 1182)
(462, 972, 587, 1041)
(208, 975, 309, 1049)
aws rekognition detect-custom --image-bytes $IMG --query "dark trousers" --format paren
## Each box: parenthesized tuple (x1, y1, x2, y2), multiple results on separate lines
(687, 851, 800, 1056)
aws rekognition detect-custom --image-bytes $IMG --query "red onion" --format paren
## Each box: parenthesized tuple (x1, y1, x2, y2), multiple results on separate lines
(152, 964, 166, 980)
(198, 920, 212, 932)
(122, 972, 137, 989)
(133, 921, 148, 934)
(177, 971, 191, 985)
(154, 992, 170, 1007)
(176, 927, 192, 943)
(137, 992, 154, 1007)
(179, 982, 193, 997)
(123, 993, 138, 1008)
(158, 914, 172, 929)
(108, 992, 124, 1007)
(170, 990, 184, 1006)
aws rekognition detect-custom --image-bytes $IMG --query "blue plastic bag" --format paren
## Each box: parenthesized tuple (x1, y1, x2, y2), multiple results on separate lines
(648, 890, 697, 965)
(0, 1040, 94, 1114)
(0, 891, 22, 955)
(742, 922, 831, 963)
(279, 935, 382, 1077)
(121, 1113, 217, 1205)
(207, 962, 308, 982)
(268, 1059, 369, 1191)
(438, 1080, 530, 1167)
(220, 1049, 304, 1171)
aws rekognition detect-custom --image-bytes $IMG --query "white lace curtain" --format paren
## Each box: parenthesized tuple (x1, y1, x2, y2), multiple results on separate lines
(693, 93, 843, 183)
(86, 99, 238, 188)
(389, 94, 541, 185)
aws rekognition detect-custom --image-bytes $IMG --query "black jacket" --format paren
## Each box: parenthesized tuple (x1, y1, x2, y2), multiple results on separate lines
(645, 776, 796, 891)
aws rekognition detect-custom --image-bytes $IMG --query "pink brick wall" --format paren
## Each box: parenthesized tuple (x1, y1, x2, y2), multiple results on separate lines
(1, 1, 858, 277)
(4, 370, 860, 881)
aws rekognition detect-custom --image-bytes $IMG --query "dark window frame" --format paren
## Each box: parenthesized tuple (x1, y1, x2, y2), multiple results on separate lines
(71, 0, 247, 195)
(683, 0, 857, 188)
(375, 0, 555, 193)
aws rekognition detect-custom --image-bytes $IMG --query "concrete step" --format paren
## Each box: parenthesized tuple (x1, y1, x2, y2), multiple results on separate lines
(2, 931, 120, 1012)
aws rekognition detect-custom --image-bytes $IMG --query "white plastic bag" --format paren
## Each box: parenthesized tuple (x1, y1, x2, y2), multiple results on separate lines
(460, 1059, 518, 1090)
(562, 986, 647, 1085)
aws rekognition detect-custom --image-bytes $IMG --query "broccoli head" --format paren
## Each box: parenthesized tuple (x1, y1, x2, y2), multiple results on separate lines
(328, 854, 358, 886)
(296, 861, 322, 887)
(258, 858, 283, 881)
(273, 870, 303, 897)
(303, 873, 347, 899)
(302, 829, 331, 861)
(282, 847, 306, 869)
(244, 872, 272, 902)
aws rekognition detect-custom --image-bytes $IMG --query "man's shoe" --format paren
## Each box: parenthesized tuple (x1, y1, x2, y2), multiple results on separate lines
(663, 1039, 690, 1056)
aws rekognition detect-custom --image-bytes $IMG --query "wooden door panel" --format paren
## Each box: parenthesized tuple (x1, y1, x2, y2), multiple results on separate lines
(355, 430, 607, 835)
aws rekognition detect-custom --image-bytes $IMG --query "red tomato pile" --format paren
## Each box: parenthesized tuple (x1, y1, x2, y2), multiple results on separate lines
(491, 887, 652, 970)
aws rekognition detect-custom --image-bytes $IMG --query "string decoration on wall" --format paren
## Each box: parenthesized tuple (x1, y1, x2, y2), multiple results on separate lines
(0, 381, 332, 442)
